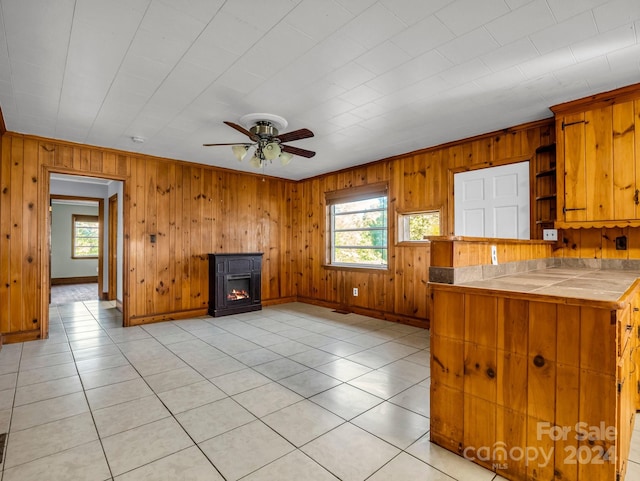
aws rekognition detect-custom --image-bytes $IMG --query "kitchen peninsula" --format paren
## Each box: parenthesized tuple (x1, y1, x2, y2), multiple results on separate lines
(429, 266, 640, 481)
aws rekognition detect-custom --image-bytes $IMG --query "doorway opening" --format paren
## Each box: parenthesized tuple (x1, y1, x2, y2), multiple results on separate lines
(50, 195, 102, 305)
(48, 173, 124, 309)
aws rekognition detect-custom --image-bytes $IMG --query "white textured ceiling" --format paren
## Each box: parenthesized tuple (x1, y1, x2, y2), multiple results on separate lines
(1, 0, 639, 180)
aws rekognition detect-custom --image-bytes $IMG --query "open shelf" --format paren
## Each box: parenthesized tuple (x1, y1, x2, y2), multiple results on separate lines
(535, 143, 556, 154)
(535, 168, 556, 178)
(536, 194, 556, 201)
(532, 141, 557, 239)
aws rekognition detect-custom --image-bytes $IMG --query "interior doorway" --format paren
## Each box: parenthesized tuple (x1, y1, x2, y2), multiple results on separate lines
(49, 195, 103, 305)
(48, 173, 124, 307)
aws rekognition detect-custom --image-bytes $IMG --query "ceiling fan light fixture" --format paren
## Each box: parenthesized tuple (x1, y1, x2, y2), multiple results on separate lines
(249, 154, 262, 169)
(204, 113, 316, 168)
(263, 142, 281, 161)
(279, 151, 293, 166)
(232, 144, 249, 162)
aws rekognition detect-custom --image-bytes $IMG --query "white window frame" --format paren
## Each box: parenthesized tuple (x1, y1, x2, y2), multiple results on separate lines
(72, 214, 100, 259)
(397, 209, 441, 244)
(325, 183, 389, 269)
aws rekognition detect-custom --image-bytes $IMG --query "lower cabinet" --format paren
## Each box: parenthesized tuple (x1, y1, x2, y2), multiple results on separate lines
(429, 287, 639, 481)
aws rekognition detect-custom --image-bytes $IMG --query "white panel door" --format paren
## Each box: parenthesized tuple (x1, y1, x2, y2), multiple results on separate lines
(454, 162, 530, 239)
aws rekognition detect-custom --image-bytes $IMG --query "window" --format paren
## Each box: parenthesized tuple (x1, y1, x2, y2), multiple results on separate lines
(398, 210, 441, 242)
(326, 183, 388, 268)
(72, 215, 99, 258)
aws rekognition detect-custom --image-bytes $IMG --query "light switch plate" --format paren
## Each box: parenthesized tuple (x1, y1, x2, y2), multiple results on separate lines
(543, 229, 558, 241)
(491, 245, 498, 265)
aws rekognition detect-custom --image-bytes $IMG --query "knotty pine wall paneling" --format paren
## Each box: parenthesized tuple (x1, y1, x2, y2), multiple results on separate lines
(554, 226, 640, 260)
(1, 117, 566, 341)
(0, 135, 41, 341)
(294, 120, 555, 327)
(0, 133, 8, 335)
(0, 132, 297, 342)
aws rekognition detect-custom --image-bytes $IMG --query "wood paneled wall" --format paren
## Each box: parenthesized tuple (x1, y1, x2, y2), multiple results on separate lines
(0, 135, 41, 342)
(554, 227, 640, 259)
(293, 120, 555, 326)
(0, 133, 296, 341)
(430, 238, 553, 268)
(0, 118, 560, 341)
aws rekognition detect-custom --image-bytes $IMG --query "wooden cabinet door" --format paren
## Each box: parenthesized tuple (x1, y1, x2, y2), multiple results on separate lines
(584, 106, 614, 221)
(633, 294, 640, 411)
(612, 101, 637, 220)
(560, 112, 588, 222)
(559, 99, 639, 225)
(617, 343, 633, 481)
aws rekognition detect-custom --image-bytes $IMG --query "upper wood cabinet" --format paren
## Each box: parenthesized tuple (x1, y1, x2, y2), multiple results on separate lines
(552, 84, 640, 229)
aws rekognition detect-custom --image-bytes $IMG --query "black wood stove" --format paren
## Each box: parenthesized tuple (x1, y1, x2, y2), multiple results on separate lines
(208, 253, 263, 317)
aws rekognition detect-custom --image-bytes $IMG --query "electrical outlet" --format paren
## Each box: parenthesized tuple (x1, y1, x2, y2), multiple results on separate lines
(491, 245, 498, 265)
(543, 229, 558, 241)
(616, 236, 628, 250)
(352, 287, 358, 296)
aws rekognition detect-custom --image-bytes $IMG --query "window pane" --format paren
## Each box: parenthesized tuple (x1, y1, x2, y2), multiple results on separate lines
(73, 215, 99, 258)
(330, 193, 388, 267)
(75, 238, 98, 247)
(333, 248, 387, 265)
(74, 246, 99, 257)
(334, 210, 386, 230)
(334, 230, 387, 247)
(333, 197, 387, 213)
(403, 212, 440, 240)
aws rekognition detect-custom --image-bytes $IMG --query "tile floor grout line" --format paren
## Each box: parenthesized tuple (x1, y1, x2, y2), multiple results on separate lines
(92, 311, 234, 480)
(4, 300, 450, 480)
(139, 309, 432, 478)
(0, 340, 24, 476)
(66, 303, 119, 481)
(2, 307, 81, 470)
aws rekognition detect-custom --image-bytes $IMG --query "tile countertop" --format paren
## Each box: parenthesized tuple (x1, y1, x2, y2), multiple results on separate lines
(454, 267, 640, 306)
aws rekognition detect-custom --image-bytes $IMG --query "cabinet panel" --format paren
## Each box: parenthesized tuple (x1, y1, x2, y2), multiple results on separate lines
(585, 107, 614, 221)
(430, 283, 637, 481)
(463, 342, 497, 403)
(430, 381, 464, 453)
(495, 407, 527, 480)
(463, 395, 496, 471)
(431, 334, 464, 390)
(612, 102, 636, 220)
(431, 290, 464, 339)
(555, 364, 580, 481)
(554, 87, 640, 228)
(562, 112, 587, 223)
(617, 347, 633, 481)
(578, 369, 617, 481)
(634, 294, 640, 410)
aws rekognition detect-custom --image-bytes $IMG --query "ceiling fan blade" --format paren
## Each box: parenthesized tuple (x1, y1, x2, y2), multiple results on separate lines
(224, 121, 258, 141)
(281, 144, 316, 158)
(276, 128, 314, 143)
(203, 142, 254, 147)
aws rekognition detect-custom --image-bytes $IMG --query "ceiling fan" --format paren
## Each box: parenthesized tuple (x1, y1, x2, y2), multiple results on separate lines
(203, 113, 315, 168)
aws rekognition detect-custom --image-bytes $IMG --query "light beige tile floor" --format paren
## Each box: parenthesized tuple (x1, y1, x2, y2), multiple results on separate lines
(0, 300, 638, 480)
